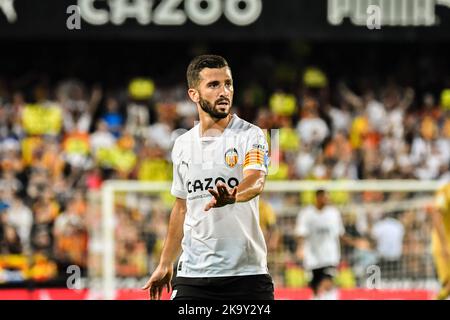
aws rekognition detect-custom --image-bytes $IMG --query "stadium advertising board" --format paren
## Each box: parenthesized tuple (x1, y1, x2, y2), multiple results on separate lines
(0, 288, 435, 300)
(1, 1, 450, 39)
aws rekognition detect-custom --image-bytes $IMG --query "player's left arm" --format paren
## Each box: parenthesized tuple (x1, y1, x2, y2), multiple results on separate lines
(432, 192, 450, 264)
(340, 234, 357, 247)
(204, 127, 269, 211)
(235, 127, 269, 203)
(204, 170, 265, 211)
(336, 208, 357, 247)
(235, 169, 266, 203)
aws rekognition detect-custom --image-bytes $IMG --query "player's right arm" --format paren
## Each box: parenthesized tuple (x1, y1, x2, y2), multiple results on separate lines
(295, 236, 305, 261)
(431, 206, 450, 265)
(295, 209, 308, 262)
(141, 197, 186, 300)
(432, 189, 450, 264)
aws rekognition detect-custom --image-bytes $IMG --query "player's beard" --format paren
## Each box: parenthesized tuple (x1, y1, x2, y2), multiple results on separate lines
(199, 96, 230, 119)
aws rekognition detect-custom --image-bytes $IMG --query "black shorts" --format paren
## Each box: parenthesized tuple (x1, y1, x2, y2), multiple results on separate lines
(309, 266, 337, 292)
(171, 274, 274, 300)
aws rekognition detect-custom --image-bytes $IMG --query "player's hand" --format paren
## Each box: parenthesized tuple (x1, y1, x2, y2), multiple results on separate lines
(204, 181, 237, 211)
(141, 263, 173, 300)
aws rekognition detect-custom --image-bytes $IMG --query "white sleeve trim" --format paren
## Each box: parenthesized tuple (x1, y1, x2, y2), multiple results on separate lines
(171, 187, 187, 199)
(243, 164, 268, 175)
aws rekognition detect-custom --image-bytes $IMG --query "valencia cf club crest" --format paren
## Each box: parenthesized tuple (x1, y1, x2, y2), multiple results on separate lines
(224, 148, 238, 168)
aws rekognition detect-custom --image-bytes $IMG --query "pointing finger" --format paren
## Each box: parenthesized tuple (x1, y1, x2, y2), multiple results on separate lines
(142, 279, 152, 290)
(150, 286, 156, 300)
(156, 286, 163, 300)
(218, 185, 228, 197)
(208, 188, 220, 200)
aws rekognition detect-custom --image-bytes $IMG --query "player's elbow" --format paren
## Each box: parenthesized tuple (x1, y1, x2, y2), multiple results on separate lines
(173, 197, 187, 215)
(254, 177, 265, 196)
(255, 173, 266, 193)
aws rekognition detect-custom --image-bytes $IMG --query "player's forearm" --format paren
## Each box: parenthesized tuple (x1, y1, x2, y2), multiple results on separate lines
(341, 86, 363, 110)
(236, 173, 265, 203)
(295, 237, 304, 260)
(433, 209, 449, 249)
(341, 235, 356, 247)
(159, 201, 186, 266)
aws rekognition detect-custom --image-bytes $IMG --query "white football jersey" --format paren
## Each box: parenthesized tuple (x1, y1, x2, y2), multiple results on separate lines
(295, 205, 345, 270)
(171, 114, 270, 277)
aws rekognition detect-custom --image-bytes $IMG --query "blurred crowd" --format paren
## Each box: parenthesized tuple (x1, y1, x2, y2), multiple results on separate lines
(0, 50, 449, 286)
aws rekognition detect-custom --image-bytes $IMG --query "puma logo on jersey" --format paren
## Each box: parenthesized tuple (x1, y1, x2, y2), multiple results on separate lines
(186, 177, 239, 193)
(181, 161, 189, 169)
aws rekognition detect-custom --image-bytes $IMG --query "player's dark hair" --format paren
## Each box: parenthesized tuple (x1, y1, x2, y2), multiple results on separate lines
(186, 55, 229, 89)
(316, 189, 326, 197)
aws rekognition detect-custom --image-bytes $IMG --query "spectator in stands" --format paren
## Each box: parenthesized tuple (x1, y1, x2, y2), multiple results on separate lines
(62, 127, 93, 170)
(61, 84, 102, 134)
(0, 170, 22, 196)
(101, 96, 124, 138)
(296, 97, 329, 147)
(30, 226, 54, 259)
(327, 101, 352, 135)
(0, 138, 23, 175)
(5, 192, 33, 252)
(53, 201, 88, 271)
(147, 102, 178, 152)
(0, 201, 10, 249)
(0, 225, 23, 254)
(136, 143, 171, 181)
(90, 120, 116, 156)
(126, 100, 150, 138)
(39, 137, 65, 178)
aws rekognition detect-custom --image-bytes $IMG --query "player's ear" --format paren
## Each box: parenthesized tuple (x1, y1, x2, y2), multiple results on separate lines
(188, 88, 199, 103)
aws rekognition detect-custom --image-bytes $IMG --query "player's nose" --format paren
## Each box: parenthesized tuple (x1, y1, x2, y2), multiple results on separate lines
(220, 85, 231, 98)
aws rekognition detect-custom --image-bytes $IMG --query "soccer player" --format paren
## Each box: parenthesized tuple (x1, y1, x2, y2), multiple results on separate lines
(142, 55, 274, 300)
(431, 183, 450, 300)
(295, 190, 354, 300)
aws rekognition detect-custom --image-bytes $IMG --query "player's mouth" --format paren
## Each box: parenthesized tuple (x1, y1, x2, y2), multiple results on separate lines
(216, 100, 230, 107)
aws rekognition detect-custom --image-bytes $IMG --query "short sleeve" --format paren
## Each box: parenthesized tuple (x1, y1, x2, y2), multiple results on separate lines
(371, 223, 380, 240)
(295, 209, 309, 237)
(170, 140, 187, 199)
(243, 127, 269, 174)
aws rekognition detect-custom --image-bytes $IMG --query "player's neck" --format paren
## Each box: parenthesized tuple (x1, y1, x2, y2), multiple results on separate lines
(199, 113, 233, 137)
(315, 204, 326, 211)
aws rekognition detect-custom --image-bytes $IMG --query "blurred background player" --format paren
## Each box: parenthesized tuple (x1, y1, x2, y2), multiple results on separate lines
(259, 198, 280, 253)
(295, 190, 355, 300)
(431, 183, 450, 300)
